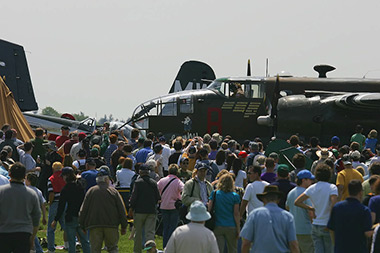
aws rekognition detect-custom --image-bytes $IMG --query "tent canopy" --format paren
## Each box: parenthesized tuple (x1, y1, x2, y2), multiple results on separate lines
(0, 76, 35, 142)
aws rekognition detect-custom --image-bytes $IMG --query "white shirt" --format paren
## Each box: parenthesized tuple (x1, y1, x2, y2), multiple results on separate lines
(230, 170, 247, 188)
(165, 223, 219, 253)
(72, 159, 86, 170)
(161, 144, 172, 171)
(116, 169, 136, 188)
(304, 181, 338, 226)
(70, 142, 83, 161)
(242, 180, 269, 214)
(0, 175, 9, 186)
(352, 161, 369, 176)
(216, 162, 227, 172)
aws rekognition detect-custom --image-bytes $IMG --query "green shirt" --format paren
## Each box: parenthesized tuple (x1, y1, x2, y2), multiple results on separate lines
(351, 133, 366, 151)
(31, 138, 48, 161)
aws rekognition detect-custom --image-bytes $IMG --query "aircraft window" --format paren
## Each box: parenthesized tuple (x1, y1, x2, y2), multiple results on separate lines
(229, 83, 246, 98)
(160, 97, 177, 116)
(179, 95, 193, 114)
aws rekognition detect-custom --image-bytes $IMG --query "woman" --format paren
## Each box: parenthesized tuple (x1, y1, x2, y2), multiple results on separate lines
(226, 153, 236, 172)
(215, 150, 227, 172)
(230, 159, 247, 188)
(208, 173, 241, 253)
(51, 167, 90, 253)
(116, 157, 135, 188)
(365, 129, 378, 153)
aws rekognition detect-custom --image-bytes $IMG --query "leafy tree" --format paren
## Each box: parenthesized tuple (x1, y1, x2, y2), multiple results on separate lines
(72, 112, 88, 121)
(41, 106, 60, 117)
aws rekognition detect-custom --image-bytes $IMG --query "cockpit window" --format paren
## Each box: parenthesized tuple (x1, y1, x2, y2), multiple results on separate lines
(208, 80, 264, 99)
(179, 95, 193, 114)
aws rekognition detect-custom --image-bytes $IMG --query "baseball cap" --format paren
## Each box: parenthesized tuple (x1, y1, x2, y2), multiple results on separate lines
(351, 150, 361, 160)
(297, 170, 315, 180)
(61, 125, 70, 130)
(159, 136, 166, 142)
(143, 240, 156, 251)
(238, 151, 248, 158)
(188, 146, 197, 154)
(97, 166, 110, 177)
(195, 162, 210, 170)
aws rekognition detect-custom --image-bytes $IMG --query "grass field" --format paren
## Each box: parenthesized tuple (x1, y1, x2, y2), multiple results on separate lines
(37, 222, 164, 252)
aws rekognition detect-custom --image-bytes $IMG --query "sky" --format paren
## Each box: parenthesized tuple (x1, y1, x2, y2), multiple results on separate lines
(3, 0, 380, 121)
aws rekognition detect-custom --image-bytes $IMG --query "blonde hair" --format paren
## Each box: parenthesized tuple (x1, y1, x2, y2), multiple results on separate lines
(216, 169, 229, 179)
(52, 162, 63, 171)
(217, 173, 235, 193)
(369, 129, 378, 139)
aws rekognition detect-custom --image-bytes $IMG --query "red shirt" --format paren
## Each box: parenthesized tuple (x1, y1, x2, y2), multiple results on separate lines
(55, 135, 70, 149)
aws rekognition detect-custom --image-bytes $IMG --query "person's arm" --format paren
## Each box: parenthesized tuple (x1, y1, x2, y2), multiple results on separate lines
(54, 188, 67, 224)
(41, 203, 47, 225)
(241, 238, 252, 253)
(372, 212, 376, 224)
(329, 230, 335, 246)
(365, 230, 374, 238)
(240, 199, 248, 218)
(337, 185, 344, 201)
(207, 198, 214, 212)
(294, 193, 314, 212)
(289, 240, 300, 253)
(330, 194, 338, 212)
(243, 178, 248, 189)
(234, 203, 240, 238)
(48, 192, 54, 206)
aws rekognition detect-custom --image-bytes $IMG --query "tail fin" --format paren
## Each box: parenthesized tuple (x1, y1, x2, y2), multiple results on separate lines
(0, 39, 38, 111)
(168, 60, 216, 93)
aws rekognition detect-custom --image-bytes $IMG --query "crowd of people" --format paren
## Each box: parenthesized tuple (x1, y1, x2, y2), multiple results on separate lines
(1, 122, 380, 253)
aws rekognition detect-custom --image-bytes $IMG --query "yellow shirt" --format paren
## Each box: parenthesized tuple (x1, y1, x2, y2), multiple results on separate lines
(336, 168, 363, 200)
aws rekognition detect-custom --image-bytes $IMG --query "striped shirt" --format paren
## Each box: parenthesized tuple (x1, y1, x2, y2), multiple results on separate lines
(48, 178, 61, 202)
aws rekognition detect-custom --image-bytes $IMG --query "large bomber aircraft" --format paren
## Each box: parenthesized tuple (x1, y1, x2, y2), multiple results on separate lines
(128, 62, 380, 145)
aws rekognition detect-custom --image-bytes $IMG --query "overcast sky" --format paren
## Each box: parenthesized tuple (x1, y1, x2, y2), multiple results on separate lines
(3, 0, 380, 120)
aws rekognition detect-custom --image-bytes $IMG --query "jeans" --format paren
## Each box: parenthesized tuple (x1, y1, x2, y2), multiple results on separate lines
(47, 201, 66, 251)
(161, 209, 179, 248)
(34, 236, 43, 253)
(66, 217, 90, 253)
(311, 225, 333, 253)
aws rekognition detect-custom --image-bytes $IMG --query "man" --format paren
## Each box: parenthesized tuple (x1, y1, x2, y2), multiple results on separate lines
(69, 132, 87, 161)
(328, 180, 373, 253)
(129, 128, 140, 151)
(18, 141, 41, 173)
(165, 200, 219, 253)
(0, 162, 41, 252)
(261, 157, 277, 183)
(289, 153, 306, 183)
(168, 141, 183, 166)
(31, 127, 48, 161)
(295, 164, 338, 253)
(363, 162, 380, 197)
(47, 162, 68, 252)
(55, 126, 70, 149)
(147, 143, 164, 178)
(336, 156, 363, 201)
(135, 139, 153, 164)
(159, 136, 172, 176)
(246, 141, 260, 168)
(80, 158, 99, 192)
(351, 150, 368, 175)
(110, 140, 125, 178)
(240, 185, 299, 253)
(178, 157, 192, 182)
(197, 148, 219, 182)
(79, 168, 127, 252)
(286, 170, 315, 253)
(351, 124, 366, 151)
(62, 131, 78, 156)
(208, 140, 218, 160)
(311, 148, 333, 174)
(182, 162, 213, 208)
(157, 164, 184, 248)
(72, 149, 87, 172)
(0, 130, 19, 161)
(240, 165, 269, 217)
(271, 164, 296, 209)
(129, 164, 161, 253)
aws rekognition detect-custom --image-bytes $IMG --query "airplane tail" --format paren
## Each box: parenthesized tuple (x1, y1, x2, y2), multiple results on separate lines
(0, 39, 38, 111)
(168, 60, 216, 93)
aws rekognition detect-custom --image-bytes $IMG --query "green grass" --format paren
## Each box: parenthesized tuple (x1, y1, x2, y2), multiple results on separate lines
(37, 221, 164, 252)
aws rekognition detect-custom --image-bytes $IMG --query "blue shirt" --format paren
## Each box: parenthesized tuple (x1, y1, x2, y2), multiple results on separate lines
(81, 169, 98, 192)
(0, 166, 9, 179)
(369, 195, 380, 223)
(327, 198, 372, 253)
(209, 190, 240, 227)
(104, 144, 117, 167)
(286, 186, 312, 235)
(135, 147, 153, 163)
(240, 202, 296, 253)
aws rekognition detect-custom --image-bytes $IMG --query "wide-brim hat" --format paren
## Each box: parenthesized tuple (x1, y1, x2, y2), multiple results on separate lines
(186, 200, 211, 222)
(316, 148, 333, 159)
(256, 185, 284, 202)
(211, 133, 223, 144)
